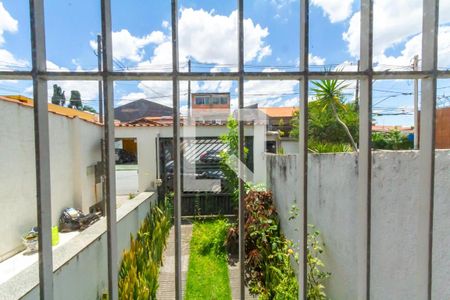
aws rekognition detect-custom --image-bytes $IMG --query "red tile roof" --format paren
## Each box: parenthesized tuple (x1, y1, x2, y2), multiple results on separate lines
(259, 107, 298, 118)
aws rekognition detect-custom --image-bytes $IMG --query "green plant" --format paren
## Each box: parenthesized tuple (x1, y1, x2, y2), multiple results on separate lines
(311, 79, 357, 151)
(185, 220, 232, 299)
(118, 197, 172, 299)
(290, 87, 359, 153)
(220, 115, 249, 205)
(128, 193, 136, 200)
(240, 190, 299, 299)
(308, 141, 352, 153)
(307, 225, 330, 300)
(192, 219, 230, 256)
(372, 130, 413, 150)
(227, 190, 330, 299)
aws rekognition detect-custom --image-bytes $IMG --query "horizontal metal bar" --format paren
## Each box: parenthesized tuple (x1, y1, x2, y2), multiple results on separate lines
(1, 70, 450, 82)
(0, 71, 32, 80)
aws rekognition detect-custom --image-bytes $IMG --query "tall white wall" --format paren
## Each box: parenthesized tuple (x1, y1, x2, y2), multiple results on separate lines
(0, 100, 102, 261)
(267, 151, 450, 300)
(0, 193, 156, 300)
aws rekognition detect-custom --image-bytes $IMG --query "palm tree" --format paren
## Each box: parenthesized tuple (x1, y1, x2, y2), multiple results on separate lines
(311, 79, 358, 151)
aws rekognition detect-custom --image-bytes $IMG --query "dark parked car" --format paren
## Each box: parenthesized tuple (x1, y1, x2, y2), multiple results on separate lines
(115, 149, 136, 164)
(199, 149, 222, 163)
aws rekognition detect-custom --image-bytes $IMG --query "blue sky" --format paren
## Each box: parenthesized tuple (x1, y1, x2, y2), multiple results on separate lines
(0, 0, 449, 126)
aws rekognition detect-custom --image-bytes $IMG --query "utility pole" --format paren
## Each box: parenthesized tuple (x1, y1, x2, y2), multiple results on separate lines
(187, 59, 191, 124)
(97, 34, 103, 124)
(413, 55, 419, 149)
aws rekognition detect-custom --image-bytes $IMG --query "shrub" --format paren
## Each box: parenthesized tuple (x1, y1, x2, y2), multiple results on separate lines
(308, 141, 352, 153)
(372, 130, 413, 150)
(118, 197, 172, 299)
(226, 190, 330, 299)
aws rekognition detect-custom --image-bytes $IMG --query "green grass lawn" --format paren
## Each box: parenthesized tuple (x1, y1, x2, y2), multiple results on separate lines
(185, 220, 232, 300)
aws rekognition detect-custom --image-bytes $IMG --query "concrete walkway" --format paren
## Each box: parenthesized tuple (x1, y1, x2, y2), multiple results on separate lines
(157, 224, 193, 300)
(228, 259, 258, 300)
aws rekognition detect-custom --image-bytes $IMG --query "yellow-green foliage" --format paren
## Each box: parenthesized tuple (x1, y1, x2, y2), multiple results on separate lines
(118, 199, 172, 299)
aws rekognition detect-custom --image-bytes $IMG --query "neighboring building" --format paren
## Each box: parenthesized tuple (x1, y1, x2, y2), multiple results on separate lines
(191, 93, 231, 123)
(258, 106, 297, 136)
(114, 99, 173, 122)
(435, 107, 450, 149)
(0, 94, 102, 261)
(372, 125, 414, 133)
(192, 92, 230, 110)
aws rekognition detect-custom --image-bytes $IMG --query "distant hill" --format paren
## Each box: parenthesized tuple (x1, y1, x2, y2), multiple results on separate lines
(114, 99, 173, 122)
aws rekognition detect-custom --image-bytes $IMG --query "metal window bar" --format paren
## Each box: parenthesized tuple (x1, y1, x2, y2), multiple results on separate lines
(100, 0, 119, 299)
(29, 0, 53, 299)
(171, 1, 183, 299)
(0, 0, 442, 299)
(359, 0, 373, 299)
(237, 0, 246, 298)
(298, 1, 309, 299)
(420, 0, 439, 299)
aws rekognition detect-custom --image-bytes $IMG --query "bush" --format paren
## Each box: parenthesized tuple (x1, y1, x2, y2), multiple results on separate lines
(372, 130, 413, 150)
(226, 190, 330, 299)
(243, 190, 298, 299)
(308, 141, 352, 153)
(118, 197, 172, 299)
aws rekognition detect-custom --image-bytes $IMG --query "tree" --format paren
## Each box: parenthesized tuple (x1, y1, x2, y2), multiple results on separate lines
(68, 90, 83, 110)
(289, 100, 359, 150)
(311, 79, 358, 151)
(82, 105, 97, 113)
(51, 84, 66, 106)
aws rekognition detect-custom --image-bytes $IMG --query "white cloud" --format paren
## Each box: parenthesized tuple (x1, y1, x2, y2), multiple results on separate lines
(309, 53, 326, 66)
(0, 2, 18, 46)
(0, 3, 28, 71)
(376, 26, 450, 70)
(270, 0, 295, 10)
(162, 20, 170, 29)
(119, 8, 272, 106)
(343, 0, 450, 62)
(89, 29, 166, 63)
(243, 68, 298, 107)
(46, 60, 99, 102)
(311, 0, 354, 23)
(0, 49, 28, 70)
(178, 8, 271, 65)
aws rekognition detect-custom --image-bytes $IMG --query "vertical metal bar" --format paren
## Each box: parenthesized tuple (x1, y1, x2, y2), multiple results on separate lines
(29, 0, 53, 298)
(100, 1, 118, 299)
(413, 55, 419, 149)
(97, 34, 104, 124)
(171, 1, 182, 299)
(237, 0, 246, 299)
(359, 0, 373, 299)
(299, 1, 309, 299)
(187, 59, 191, 125)
(420, 0, 438, 299)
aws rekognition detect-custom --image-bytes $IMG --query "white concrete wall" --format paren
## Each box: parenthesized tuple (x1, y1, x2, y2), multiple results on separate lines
(0, 192, 156, 300)
(0, 100, 102, 260)
(267, 151, 450, 300)
(280, 139, 299, 154)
